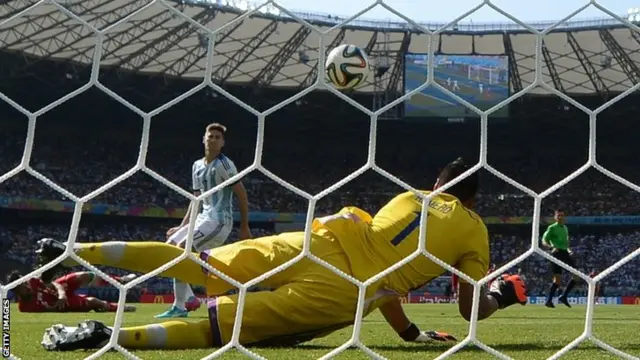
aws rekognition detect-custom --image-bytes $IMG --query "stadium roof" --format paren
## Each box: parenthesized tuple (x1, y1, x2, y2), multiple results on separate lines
(1, 0, 640, 96)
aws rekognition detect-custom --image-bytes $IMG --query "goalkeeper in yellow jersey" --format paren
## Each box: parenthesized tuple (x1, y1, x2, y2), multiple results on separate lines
(36, 158, 527, 351)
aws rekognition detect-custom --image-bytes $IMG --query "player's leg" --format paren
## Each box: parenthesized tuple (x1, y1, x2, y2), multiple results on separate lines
(182, 219, 233, 312)
(42, 233, 360, 351)
(209, 241, 360, 347)
(63, 294, 136, 313)
(37, 232, 309, 297)
(86, 296, 136, 313)
(183, 220, 232, 312)
(211, 286, 356, 347)
(546, 254, 562, 308)
(154, 223, 198, 318)
(158, 218, 232, 318)
(42, 319, 213, 351)
(36, 238, 217, 287)
(55, 271, 131, 290)
(44, 284, 355, 352)
(557, 252, 578, 308)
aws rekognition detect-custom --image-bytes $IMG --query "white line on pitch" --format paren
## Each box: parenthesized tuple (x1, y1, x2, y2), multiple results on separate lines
(421, 92, 456, 106)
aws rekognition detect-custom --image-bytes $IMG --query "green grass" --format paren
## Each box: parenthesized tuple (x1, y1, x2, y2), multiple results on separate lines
(8, 303, 640, 359)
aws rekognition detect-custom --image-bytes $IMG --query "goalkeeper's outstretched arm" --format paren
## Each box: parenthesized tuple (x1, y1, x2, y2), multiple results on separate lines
(379, 297, 457, 343)
(458, 274, 528, 321)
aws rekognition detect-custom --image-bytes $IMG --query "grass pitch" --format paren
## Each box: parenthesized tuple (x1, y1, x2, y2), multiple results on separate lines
(9, 303, 640, 359)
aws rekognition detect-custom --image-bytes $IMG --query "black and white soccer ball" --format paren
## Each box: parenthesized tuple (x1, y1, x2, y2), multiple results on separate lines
(325, 44, 370, 90)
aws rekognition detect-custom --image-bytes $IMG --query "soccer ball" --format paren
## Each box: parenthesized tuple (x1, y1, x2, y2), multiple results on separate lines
(325, 44, 370, 90)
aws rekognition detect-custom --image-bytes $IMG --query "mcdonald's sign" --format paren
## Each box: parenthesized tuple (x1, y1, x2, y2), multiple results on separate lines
(635, 297, 640, 305)
(140, 294, 175, 303)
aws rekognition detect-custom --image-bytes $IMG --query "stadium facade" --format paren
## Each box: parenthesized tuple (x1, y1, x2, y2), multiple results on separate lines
(2, 0, 640, 119)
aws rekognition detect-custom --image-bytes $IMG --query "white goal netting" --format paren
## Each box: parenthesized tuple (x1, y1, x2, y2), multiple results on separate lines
(1, 0, 640, 359)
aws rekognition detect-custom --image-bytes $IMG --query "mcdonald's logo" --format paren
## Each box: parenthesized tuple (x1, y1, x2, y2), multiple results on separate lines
(635, 297, 640, 305)
(154, 295, 164, 304)
(399, 296, 408, 304)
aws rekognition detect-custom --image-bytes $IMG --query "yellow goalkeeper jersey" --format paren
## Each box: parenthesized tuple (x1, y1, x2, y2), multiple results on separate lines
(313, 191, 490, 296)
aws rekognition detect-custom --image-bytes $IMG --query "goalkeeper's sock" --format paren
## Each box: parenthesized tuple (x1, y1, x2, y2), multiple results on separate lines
(65, 242, 208, 286)
(546, 283, 558, 303)
(118, 320, 212, 349)
(561, 280, 576, 298)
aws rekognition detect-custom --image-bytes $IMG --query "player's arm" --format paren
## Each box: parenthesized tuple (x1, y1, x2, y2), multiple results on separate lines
(181, 193, 201, 226)
(55, 272, 93, 288)
(379, 297, 411, 334)
(231, 181, 250, 237)
(48, 282, 65, 298)
(458, 272, 527, 321)
(47, 281, 68, 309)
(223, 158, 251, 239)
(541, 226, 553, 249)
(457, 228, 527, 321)
(379, 297, 456, 343)
(457, 282, 497, 321)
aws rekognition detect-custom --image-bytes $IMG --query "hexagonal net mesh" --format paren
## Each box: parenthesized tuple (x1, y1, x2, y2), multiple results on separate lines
(1, 0, 640, 359)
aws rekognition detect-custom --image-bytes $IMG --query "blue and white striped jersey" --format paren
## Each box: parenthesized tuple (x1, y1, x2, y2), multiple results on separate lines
(192, 154, 237, 223)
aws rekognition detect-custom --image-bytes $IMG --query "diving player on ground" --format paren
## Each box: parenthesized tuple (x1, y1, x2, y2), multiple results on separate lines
(542, 209, 579, 308)
(7, 270, 136, 313)
(153, 122, 252, 318)
(36, 158, 528, 351)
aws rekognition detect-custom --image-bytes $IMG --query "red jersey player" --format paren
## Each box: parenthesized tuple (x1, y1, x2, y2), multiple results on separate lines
(451, 263, 496, 300)
(589, 269, 601, 304)
(8, 270, 137, 313)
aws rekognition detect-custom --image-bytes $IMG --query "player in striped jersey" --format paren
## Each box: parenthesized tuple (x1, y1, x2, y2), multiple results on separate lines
(154, 123, 252, 318)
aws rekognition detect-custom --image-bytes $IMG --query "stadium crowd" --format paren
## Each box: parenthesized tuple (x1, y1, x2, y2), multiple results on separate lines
(1, 103, 640, 299)
(1, 220, 638, 297)
(3, 115, 640, 217)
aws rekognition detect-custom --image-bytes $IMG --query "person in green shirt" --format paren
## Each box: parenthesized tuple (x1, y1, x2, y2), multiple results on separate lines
(541, 209, 578, 308)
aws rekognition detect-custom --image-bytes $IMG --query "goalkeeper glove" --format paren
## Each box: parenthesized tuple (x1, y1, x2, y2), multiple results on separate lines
(488, 274, 528, 309)
(398, 323, 457, 343)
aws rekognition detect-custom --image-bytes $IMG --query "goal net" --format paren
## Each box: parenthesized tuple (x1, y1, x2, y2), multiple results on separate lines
(467, 65, 500, 84)
(1, 1, 639, 360)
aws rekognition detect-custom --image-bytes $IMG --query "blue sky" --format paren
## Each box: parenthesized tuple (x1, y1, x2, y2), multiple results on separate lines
(274, 0, 637, 23)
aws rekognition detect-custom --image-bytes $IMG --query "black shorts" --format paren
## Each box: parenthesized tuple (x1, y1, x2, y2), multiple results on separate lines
(550, 249, 575, 274)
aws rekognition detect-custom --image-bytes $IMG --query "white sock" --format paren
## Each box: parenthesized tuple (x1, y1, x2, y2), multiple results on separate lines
(119, 324, 168, 349)
(172, 279, 189, 310)
(185, 284, 195, 299)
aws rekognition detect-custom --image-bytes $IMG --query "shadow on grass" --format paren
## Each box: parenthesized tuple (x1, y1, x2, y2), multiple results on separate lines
(495, 315, 632, 321)
(291, 342, 640, 353)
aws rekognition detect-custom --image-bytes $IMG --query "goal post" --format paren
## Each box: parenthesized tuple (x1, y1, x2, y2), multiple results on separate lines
(0, 1, 638, 360)
(467, 64, 500, 84)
